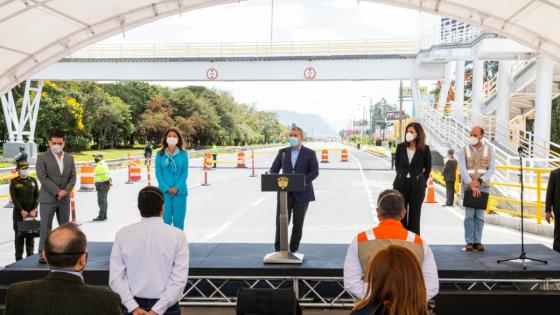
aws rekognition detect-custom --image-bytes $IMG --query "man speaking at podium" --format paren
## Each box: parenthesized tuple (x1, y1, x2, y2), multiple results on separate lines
(270, 126, 319, 253)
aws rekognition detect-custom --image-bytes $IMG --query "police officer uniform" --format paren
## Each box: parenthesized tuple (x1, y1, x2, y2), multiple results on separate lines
(9, 161, 39, 261)
(93, 153, 111, 221)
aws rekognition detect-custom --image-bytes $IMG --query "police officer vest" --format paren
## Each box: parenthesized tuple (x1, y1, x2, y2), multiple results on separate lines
(464, 144, 492, 184)
(357, 223, 424, 271)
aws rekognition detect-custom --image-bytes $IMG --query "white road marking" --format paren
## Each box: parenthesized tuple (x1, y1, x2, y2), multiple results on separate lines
(348, 150, 378, 223)
(201, 196, 267, 241)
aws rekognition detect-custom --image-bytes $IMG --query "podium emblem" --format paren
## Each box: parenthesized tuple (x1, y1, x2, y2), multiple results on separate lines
(277, 176, 289, 190)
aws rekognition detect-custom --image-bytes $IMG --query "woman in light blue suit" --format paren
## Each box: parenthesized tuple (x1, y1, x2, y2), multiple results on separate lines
(155, 127, 189, 230)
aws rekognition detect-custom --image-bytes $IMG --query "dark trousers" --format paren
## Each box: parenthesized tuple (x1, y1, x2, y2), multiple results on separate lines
(14, 231, 34, 261)
(445, 181, 455, 206)
(391, 153, 396, 169)
(127, 297, 180, 315)
(275, 193, 309, 252)
(398, 178, 425, 235)
(95, 182, 110, 219)
(554, 210, 560, 253)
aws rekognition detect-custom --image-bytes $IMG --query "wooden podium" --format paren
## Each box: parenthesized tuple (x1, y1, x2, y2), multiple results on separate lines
(261, 173, 306, 264)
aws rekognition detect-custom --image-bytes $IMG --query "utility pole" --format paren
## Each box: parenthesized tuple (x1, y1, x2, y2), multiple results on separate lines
(270, 0, 274, 42)
(398, 80, 403, 142)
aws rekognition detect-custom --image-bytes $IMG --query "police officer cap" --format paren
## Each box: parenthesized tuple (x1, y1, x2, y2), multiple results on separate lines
(16, 161, 29, 170)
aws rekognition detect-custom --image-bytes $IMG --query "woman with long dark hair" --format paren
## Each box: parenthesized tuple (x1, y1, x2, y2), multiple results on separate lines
(155, 127, 189, 230)
(351, 245, 430, 315)
(392, 122, 431, 235)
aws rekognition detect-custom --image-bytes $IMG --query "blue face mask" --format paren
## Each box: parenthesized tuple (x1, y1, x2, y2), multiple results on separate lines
(289, 137, 299, 147)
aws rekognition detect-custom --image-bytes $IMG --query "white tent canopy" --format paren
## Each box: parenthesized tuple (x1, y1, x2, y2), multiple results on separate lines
(1, 0, 559, 95)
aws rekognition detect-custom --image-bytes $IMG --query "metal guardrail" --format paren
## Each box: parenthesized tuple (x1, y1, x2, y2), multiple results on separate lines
(418, 19, 483, 50)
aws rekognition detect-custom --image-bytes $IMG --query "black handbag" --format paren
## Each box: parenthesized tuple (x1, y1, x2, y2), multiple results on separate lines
(463, 189, 489, 209)
(17, 219, 41, 238)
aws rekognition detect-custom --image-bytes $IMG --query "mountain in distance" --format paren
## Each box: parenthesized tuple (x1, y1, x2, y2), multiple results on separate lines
(271, 110, 338, 138)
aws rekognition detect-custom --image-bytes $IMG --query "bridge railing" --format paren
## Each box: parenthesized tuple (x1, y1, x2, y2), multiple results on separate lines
(418, 19, 483, 50)
(69, 40, 418, 59)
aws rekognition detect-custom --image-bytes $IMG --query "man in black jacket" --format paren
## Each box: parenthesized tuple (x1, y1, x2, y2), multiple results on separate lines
(546, 168, 560, 252)
(270, 126, 319, 253)
(442, 149, 458, 206)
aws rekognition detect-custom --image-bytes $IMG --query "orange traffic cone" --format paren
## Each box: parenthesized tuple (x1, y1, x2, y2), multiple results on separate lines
(341, 149, 348, 162)
(237, 151, 246, 168)
(424, 177, 437, 203)
(321, 149, 329, 163)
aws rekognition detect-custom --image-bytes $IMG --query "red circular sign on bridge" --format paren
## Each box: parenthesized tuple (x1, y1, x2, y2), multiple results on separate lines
(206, 68, 219, 80)
(304, 67, 316, 80)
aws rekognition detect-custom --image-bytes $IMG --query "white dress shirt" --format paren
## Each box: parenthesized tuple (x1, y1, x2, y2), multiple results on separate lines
(109, 216, 189, 314)
(52, 151, 64, 174)
(343, 236, 439, 300)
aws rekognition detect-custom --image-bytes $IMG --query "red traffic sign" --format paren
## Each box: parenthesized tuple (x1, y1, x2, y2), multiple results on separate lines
(304, 67, 316, 80)
(206, 68, 219, 80)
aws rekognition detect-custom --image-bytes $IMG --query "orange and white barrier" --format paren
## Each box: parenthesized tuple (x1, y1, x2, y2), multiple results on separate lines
(79, 164, 95, 191)
(424, 177, 437, 203)
(204, 152, 213, 169)
(70, 191, 77, 222)
(341, 149, 348, 162)
(146, 159, 152, 186)
(321, 149, 329, 163)
(237, 151, 246, 168)
(250, 150, 257, 177)
(130, 160, 141, 182)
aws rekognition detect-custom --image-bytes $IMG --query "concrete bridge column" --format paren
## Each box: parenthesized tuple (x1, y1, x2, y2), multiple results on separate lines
(453, 60, 465, 120)
(534, 55, 554, 157)
(438, 62, 453, 110)
(471, 60, 484, 125)
(496, 60, 512, 144)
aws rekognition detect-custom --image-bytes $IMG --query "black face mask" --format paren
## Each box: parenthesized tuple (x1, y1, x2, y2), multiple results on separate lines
(94, 158, 101, 163)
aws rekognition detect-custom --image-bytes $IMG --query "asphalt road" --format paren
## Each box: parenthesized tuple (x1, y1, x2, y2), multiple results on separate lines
(0, 142, 553, 266)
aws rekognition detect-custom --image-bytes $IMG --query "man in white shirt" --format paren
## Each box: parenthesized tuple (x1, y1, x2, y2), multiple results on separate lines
(110, 186, 189, 315)
(343, 189, 439, 300)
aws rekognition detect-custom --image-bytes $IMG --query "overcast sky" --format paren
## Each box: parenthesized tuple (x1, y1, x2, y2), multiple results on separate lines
(101, 0, 442, 130)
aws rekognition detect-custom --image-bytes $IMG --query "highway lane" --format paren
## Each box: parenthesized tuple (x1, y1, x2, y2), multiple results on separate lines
(0, 142, 553, 267)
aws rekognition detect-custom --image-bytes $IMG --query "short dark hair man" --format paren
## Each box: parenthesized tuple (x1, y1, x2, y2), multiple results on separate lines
(443, 148, 458, 206)
(343, 190, 439, 300)
(269, 126, 319, 253)
(36, 132, 77, 264)
(4, 223, 122, 314)
(110, 186, 189, 315)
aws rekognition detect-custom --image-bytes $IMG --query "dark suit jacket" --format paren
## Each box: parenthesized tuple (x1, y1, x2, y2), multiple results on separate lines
(546, 168, 560, 214)
(36, 151, 77, 204)
(270, 145, 319, 202)
(442, 158, 458, 182)
(3, 271, 122, 315)
(393, 142, 432, 191)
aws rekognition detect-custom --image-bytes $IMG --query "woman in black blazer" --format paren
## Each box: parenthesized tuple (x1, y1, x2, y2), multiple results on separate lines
(392, 122, 431, 235)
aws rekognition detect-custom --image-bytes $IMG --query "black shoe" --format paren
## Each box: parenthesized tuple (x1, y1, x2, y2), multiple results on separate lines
(93, 216, 106, 221)
(39, 257, 47, 264)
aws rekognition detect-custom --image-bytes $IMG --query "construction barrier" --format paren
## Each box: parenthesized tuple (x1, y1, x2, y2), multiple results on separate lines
(126, 153, 134, 184)
(250, 150, 257, 177)
(204, 152, 213, 169)
(146, 159, 152, 186)
(237, 151, 246, 168)
(321, 149, 329, 163)
(130, 160, 142, 182)
(341, 149, 348, 162)
(424, 177, 437, 203)
(70, 190, 77, 222)
(79, 164, 95, 191)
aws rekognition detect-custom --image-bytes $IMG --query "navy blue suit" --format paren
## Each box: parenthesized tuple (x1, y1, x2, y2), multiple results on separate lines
(270, 145, 319, 252)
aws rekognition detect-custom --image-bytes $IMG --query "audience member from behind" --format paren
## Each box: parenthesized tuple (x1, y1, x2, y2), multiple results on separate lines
(110, 186, 189, 315)
(351, 245, 430, 315)
(4, 223, 122, 315)
(344, 189, 438, 300)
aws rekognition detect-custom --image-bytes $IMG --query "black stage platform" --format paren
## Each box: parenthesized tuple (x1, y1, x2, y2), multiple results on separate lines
(2, 243, 560, 314)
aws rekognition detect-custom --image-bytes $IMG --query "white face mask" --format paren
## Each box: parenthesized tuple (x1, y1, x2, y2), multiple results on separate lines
(469, 136, 480, 146)
(167, 137, 178, 147)
(405, 132, 415, 143)
(51, 144, 63, 154)
(19, 169, 29, 177)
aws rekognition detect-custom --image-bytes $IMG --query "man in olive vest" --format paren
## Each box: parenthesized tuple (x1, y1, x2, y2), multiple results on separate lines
(343, 189, 439, 300)
(92, 153, 111, 221)
(457, 126, 496, 252)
